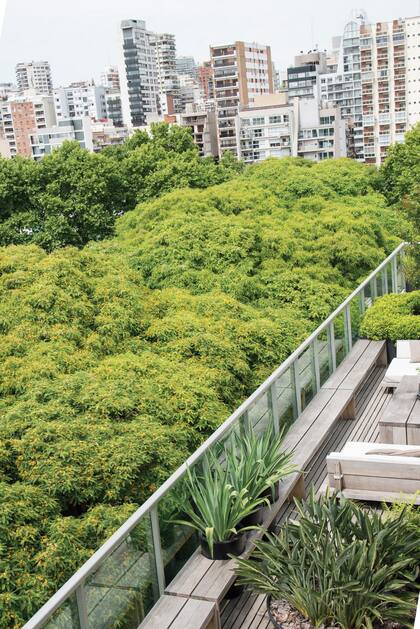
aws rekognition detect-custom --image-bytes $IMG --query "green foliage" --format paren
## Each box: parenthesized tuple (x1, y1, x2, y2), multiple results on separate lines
(0, 123, 241, 251)
(360, 291, 420, 341)
(0, 156, 406, 624)
(235, 491, 420, 628)
(378, 124, 420, 288)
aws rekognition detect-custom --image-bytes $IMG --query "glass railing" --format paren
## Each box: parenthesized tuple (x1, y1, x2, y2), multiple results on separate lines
(24, 242, 407, 629)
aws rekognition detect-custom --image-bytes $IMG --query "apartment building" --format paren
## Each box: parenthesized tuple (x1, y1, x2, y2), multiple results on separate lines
(30, 117, 93, 159)
(91, 119, 129, 152)
(175, 56, 198, 79)
(210, 41, 274, 156)
(236, 93, 346, 163)
(105, 92, 124, 127)
(358, 18, 420, 165)
(0, 95, 56, 157)
(119, 19, 160, 128)
(198, 62, 215, 100)
(287, 51, 327, 99)
(16, 61, 53, 95)
(100, 66, 120, 92)
(0, 83, 17, 101)
(54, 82, 107, 122)
(177, 104, 218, 157)
(149, 32, 180, 115)
(318, 13, 420, 166)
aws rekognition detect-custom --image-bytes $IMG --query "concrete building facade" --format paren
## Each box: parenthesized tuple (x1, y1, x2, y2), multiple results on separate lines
(236, 94, 346, 163)
(0, 95, 56, 157)
(16, 61, 53, 95)
(30, 117, 93, 159)
(54, 83, 107, 122)
(210, 41, 274, 156)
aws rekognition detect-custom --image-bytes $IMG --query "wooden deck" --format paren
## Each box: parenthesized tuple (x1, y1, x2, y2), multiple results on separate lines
(221, 366, 391, 629)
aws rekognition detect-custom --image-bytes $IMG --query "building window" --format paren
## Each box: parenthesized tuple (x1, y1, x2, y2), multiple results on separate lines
(252, 117, 264, 125)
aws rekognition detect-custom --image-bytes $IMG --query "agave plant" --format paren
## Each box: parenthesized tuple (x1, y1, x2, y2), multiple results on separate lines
(235, 489, 420, 628)
(224, 422, 296, 503)
(173, 456, 266, 558)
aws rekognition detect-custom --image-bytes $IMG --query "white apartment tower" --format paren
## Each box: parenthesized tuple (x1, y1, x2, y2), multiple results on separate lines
(149, 32, 180, 115)
(100, 66, 120, 92)
(16, 61, 53, 95)
(319, 13, 420, 166)
(210, 41, 274, 156)
(54, 83, 107, 121)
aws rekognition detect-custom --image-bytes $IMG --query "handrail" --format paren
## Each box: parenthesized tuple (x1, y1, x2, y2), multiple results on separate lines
(23, 241, 407, 629)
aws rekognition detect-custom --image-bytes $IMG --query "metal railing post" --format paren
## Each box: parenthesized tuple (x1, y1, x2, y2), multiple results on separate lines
(344, 305, 352, 352)
(291, 361, 302, 417)
(370, 277, 377, 302)
(75, 584, 89, 629)
(268, 383, 280, 436)
(381, 267, 387, 294)
(150, 506, 166, 597)
(311, 338, 321, 392)
(359, 287, 365, 315)
(328, 322, 336, 373)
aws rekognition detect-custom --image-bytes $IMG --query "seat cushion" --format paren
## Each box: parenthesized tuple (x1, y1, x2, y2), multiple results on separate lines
(382, 358, 420, 386)
(396, 340, 411, 359)
(409, 340, 420, 363)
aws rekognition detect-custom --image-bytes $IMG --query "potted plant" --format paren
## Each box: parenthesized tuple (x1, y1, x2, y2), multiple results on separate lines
(173, 456, 265, 559)
(224, 423, 296, 526)
(234, 490, 420, 628)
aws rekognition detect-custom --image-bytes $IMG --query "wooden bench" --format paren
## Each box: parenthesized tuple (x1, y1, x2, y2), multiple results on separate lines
(139, 594, 220, 629)
(148, 340, 386, 628)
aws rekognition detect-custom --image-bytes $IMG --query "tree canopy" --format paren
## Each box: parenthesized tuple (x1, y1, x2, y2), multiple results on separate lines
(0, 142, 408, 626)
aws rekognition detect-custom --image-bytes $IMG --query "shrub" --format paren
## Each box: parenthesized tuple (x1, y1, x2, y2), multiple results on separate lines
(360, 291, 420, 341)
(235, 491, 420, 628)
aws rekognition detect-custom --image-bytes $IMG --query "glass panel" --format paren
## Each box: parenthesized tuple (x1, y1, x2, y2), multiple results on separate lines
(247, 391, 271, 435)
(274, 366, 296, 434)
(376, 272, 384, 298)
(386, 262, 393, 294)
(317, 330, 332, 386)
(297, 346, 316, 410)
(158, 477, 199, 587)
(85, 514, 158, 628)
(350, 294, 362, 344)
(397, 252, 405, 292)
(363, 280, 372, 309)
(333, 312, 347, 367)
(44, 593, 81, 629)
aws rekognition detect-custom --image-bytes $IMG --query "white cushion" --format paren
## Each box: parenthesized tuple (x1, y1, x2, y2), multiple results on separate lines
(409, 340, 420, 363)
(396, 340, 411, 359)
(382, 358, 420, 386)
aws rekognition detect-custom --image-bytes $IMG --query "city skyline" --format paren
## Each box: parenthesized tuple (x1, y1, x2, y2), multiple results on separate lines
(0, 0, 418, 85)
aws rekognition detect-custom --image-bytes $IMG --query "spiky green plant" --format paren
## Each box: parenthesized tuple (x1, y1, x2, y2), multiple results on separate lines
(235, 490, 420, 628)
(172, 456, 266, 558)
(223, 423, 296, 503)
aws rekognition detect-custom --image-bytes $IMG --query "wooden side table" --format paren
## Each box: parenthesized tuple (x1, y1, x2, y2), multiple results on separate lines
(379, 375, 420, 445)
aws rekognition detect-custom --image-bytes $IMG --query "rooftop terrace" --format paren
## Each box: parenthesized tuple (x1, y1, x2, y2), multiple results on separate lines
(24, 241, 420, 629)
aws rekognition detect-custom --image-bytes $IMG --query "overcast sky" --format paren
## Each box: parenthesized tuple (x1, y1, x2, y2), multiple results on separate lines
(1, 0, 419, 85)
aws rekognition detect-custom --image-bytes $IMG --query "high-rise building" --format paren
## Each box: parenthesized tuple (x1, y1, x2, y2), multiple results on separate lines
(119, 19, 174, 127)
(177, 105, 219, 157)
(16, 61, 53, 95)
(319, 14, 365, 161)
(318, 13, 420, 166)
(0, 95, 56, 157)
(150, 32, 180, 115)
(176, 56, 198, 79)
(54, 82, 107, 121)
(105, 92, 124, 127)
(198, 62, 215, 101)
(358, 17, 418, 165)
(287, 51, 327, 99)
(210, 41, 274, 156)
(100, 66, 120, 92)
